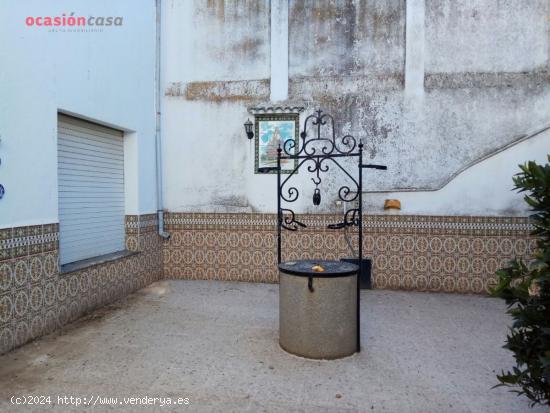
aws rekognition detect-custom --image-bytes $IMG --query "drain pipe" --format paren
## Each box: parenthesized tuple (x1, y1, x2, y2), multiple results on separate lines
(155, 0, 170, 239)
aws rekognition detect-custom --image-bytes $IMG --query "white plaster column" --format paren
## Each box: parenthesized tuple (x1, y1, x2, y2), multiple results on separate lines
(401, 0, 426, 193)
(270, 0, 289, 102)
(405, 0, 425, 101)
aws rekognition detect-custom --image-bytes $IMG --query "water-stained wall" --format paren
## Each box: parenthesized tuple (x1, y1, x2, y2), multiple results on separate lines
(162, 0, 550, 216)
(288, 0, 405, 78)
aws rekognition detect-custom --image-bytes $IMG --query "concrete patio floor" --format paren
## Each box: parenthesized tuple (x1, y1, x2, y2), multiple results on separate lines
(0, 280, 545, 412)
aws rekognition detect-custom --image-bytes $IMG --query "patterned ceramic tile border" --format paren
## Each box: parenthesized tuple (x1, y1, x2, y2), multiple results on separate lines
(0, 224, 59, 260)
(0, 215, 162, 355)
(165, 212, 533, 235)
(125, 214, 159, 234)
(125, 214, 159, 251)
(163, 212, 536, 295)
(164, 212, 276, 231)
(361, 215, 533, 236)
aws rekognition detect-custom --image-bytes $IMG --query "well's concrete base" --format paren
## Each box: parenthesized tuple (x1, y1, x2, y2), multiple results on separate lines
(279, 272, 357, 359)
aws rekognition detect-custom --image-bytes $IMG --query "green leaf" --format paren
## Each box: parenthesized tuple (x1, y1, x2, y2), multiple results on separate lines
(493, 155, 550, 407)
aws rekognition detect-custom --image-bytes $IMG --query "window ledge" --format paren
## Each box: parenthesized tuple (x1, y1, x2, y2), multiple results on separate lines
(60, 250, 139, 275)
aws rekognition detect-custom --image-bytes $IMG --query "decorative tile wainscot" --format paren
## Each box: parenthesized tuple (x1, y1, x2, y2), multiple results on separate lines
(0, 215, 162, 355)
(1, 212, 535, 355)
(163, 213, 535, 294)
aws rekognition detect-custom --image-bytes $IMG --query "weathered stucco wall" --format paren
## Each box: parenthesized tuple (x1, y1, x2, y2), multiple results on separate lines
(162, 0, 550, 216)
(288, 0, 405, 78)
(173, 0, 270, 82)
(425, 0, 549, 73)
(162, 0, 270, 212)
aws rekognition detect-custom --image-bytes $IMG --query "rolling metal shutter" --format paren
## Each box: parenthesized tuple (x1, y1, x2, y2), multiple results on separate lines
(57, 114, 125, 265)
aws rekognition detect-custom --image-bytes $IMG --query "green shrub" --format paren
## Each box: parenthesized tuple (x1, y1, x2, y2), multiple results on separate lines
(492, 155, 550, 406)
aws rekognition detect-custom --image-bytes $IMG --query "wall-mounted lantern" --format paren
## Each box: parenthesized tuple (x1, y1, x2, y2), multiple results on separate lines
(244, 118, 254, 140)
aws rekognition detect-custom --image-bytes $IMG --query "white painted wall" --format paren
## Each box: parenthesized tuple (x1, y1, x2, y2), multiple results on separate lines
(270, 1, 288, 102)
(2, 1, 548, 226)
(161, 1, 271, 213)
(161, 1, 549, 217)
(0, 0, 158, 228)
(362, 127, 550, 216)
(425, 0, 549, 73)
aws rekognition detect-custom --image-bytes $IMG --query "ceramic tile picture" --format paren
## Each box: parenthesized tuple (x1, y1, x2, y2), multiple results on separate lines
(255, 114, 299, 174)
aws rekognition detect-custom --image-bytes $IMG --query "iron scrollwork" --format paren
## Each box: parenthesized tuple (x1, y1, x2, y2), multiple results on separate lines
(282, 109, 357, 158)
(277, 109, 362, 231)
(280, 208, 306, 231)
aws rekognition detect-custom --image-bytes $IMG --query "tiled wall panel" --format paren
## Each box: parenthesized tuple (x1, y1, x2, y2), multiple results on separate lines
(0, 211, 536, 355)
(0, 214, 162, 355)
(163, 213, 535, 295)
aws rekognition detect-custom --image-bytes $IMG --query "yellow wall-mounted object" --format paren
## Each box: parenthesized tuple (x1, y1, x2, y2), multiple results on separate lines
(384, 199, 401, 210)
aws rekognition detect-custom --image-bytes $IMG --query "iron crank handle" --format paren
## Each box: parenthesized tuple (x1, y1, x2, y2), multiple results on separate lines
(360, 164, 387, 170)
(327, 222, 347, 229)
